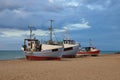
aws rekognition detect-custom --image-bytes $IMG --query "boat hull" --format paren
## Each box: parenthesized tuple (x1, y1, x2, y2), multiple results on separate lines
(26, 55, 61, 60)
(78, 50, 100, 56)
(62, 44, 79, 58)
(23, 48, 63, 60)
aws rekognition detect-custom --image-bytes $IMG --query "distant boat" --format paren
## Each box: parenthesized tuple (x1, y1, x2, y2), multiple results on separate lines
(77, 39, 100, 56)
(21, 20, 63, 60)
(62, 30, 79, 58)
(78, 47, 100, 56)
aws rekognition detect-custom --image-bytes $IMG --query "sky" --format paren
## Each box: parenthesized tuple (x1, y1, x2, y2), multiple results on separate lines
(0, 0, 120, 51)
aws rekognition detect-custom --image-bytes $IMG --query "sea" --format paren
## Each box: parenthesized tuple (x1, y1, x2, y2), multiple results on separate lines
(0, 50, 119, 60)
(0, 50, 25, 60)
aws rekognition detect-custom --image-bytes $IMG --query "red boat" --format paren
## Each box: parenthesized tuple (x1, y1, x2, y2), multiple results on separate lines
(78, 47, 100, 56)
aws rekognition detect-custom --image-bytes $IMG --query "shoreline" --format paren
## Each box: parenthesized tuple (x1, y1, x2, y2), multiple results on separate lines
(0, 52, 120, 61)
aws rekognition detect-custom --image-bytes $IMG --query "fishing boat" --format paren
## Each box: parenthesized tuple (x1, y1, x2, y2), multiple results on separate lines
(78, 47, 100, 56)
(78, 39, 100, 56)
(62, 40, 79, 58)
(62, 30, 79, 58)
(21, 20, 63, 60)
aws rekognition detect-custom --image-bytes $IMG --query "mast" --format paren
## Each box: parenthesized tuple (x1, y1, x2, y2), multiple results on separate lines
(49, 20, 54, 44)
(64, 29, 70, 40)
(28, 25, 32, 39)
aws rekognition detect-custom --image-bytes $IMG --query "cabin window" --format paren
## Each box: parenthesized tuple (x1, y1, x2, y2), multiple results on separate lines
(85, 47, 91, 51)
(31, 42, 33, 49)
(64, 47, 73, 51)
(28, 43, 31, 46)
(52, 49, 58, 52)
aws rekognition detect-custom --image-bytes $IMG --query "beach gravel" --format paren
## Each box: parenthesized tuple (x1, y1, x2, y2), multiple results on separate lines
(0, 54, 120, 80)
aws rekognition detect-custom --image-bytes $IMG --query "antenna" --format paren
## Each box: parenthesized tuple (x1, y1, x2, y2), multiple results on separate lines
(53, 32, 58, 44)
(89, 39, 92, 47)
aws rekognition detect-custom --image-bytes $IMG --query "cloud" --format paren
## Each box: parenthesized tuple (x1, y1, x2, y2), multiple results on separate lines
(48, 0, 54, 3)
(65, 1, 80, 8)
(0, 0, 22, 11)
(86, 5, 105, 10)
(0, 28, 49, 37)
(54, 29, 65, 33)
(0, 18, 91, 37)
(84, 0, 112, 11)
(48, 0, 80, 8)
(12, 9, 30, 18)
(63, 19, 91, 30)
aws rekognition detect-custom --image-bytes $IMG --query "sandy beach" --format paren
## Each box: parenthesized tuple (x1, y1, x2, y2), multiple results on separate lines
(0, 54, 120, 80)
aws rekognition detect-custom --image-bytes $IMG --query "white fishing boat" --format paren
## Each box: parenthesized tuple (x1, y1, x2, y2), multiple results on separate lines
(62, 30, 79, 58)
(21, 20, 63, 60)
(62, 40, 79, 58)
